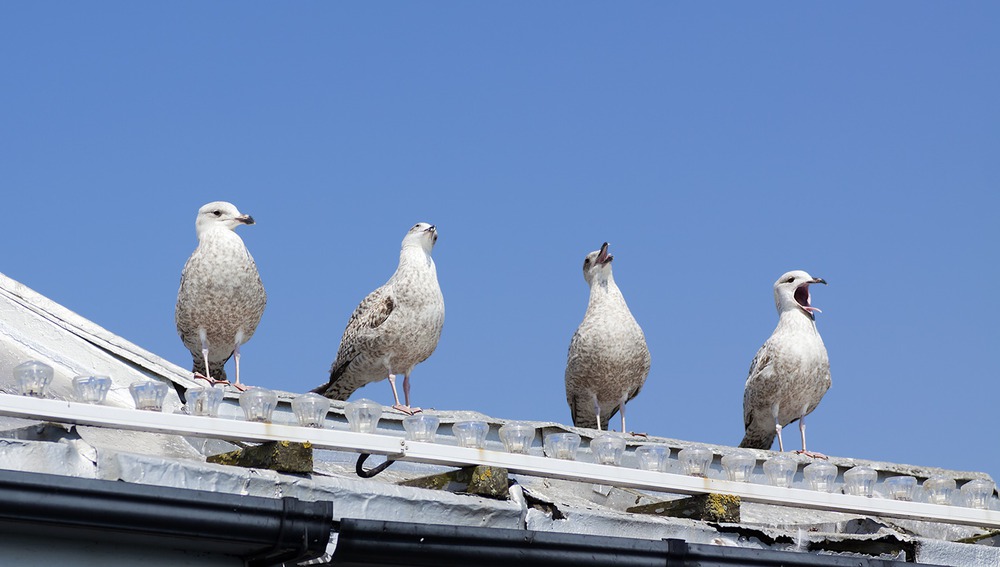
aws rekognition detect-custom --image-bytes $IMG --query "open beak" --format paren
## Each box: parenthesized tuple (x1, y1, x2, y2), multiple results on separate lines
(596, 242, 613, 265)
(795, 277, 825, 314)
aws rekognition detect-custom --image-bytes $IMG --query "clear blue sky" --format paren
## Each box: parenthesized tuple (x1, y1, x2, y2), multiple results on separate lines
(2, 4, 998, 480)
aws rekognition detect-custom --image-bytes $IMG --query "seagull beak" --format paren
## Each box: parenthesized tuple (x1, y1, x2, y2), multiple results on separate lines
(596, 242, 613, 265)
(236, 214, 255, 226)
(812, 277, 827, 285)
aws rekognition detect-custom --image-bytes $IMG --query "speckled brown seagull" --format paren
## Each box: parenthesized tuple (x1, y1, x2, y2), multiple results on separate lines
(175, 201, 266, 390)
(313, 223, 444, 415)
(565, 242, 651, 432)
(739, 270, 830, 457)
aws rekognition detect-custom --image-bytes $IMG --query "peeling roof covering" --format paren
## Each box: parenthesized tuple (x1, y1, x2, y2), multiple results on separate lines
(0, 270, 997, 566)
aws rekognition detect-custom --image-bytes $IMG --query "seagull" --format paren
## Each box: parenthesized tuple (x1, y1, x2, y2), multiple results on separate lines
(739, 270, 830, 456)
(175, 201, 266, 390)
(565, 242, 651, 432)
(313, 223, 444, 415)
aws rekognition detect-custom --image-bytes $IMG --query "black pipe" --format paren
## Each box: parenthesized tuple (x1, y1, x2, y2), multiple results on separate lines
(356, 453, 395, 478)
(331, 518, 926, 567)
(0, 468, 332, 566)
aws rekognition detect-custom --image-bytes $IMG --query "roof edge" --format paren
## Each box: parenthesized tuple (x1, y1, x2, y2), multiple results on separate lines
(0, 468, 333, 566)
(330, 518, 939, 567)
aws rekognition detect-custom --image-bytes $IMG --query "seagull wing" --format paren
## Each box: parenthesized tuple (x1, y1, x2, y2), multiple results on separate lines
(743, 341, 773, 431)
(327, 285, 395, 384)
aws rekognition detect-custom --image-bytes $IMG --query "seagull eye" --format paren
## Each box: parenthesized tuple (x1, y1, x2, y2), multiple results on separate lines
(213, 210, 222, 217)
(785, 277, 795, 283)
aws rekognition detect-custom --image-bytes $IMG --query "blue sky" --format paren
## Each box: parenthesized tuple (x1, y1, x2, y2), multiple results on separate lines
(2, 4, 998, 480)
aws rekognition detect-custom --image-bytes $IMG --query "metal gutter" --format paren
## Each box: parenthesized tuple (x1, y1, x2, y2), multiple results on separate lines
(0, 468, 333, 567)
(329, 518, 938, 567)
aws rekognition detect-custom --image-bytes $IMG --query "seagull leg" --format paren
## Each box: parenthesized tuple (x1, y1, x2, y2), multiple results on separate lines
(192, 346, 238, 390)
(388, 374, 417, 415)
(200, 331, 212, 382)
(193, 330, 229, 387)
(387, 374, 401, 405)
(620, 396, 647, 436)
(401, 373, 421, 414)
(794, 413, 827, 459)
(194, 370, 232, 388)
(593, 394, 602, 432)
(230, 340, 248, 392)
(772, 402, 784, 452)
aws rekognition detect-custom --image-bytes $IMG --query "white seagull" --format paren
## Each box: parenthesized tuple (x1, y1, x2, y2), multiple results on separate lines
(739, 270, 830, 456)
(564, 242, 651, 432)
(175, 201, 266, 389)
(313, 223, 444, 414)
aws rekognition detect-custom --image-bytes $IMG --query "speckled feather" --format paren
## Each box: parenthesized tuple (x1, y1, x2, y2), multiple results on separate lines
(565, 245, 650, 430)
(314, 224, 444, 401)
(175, 202, 266, 382)
(739, 270, 830, 450)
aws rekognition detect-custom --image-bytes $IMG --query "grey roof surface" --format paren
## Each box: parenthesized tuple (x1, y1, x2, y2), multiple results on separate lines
(0, 271, 996, 566)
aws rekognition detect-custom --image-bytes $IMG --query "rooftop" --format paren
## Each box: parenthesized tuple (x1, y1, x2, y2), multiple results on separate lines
(0, 270, 997, 566)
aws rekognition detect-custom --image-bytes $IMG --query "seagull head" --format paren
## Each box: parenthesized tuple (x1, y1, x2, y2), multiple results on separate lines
(402, 222, 438, 254)
(582, 242, 614, 285)
(195, 201, 255, 238)
(773, 270, 827, 317)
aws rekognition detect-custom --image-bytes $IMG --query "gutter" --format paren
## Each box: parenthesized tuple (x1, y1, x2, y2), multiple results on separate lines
(0, 469, 332, 566)
(330, 518, 935, 567)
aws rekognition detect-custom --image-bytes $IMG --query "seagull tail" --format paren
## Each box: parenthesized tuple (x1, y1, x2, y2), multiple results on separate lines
(568, 397, 619, 431)
(738, 429, 775, 450)
(309, 380, 352, 401)
(570, 414, 598, 430)
(311, 364, 355, 401)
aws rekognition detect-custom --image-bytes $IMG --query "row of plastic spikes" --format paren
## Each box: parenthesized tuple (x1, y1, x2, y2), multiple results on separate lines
(10, 360, 996, 509)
